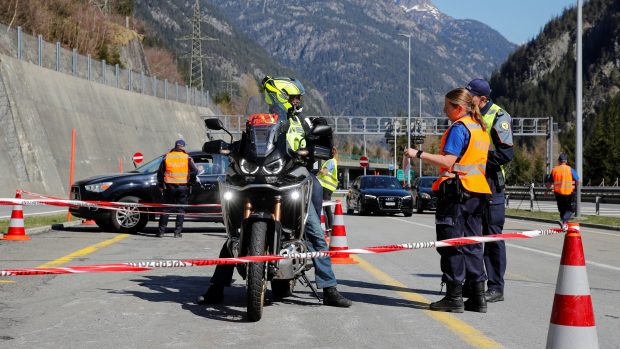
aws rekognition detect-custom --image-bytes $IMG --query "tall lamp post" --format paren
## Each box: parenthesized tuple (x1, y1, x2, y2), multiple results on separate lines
(398, 33, 412, 186)
(575, 0, 583, 217)
(416, 88, 426, 176)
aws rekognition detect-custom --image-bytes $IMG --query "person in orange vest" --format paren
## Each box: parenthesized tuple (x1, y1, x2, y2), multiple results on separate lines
(156, 139, 198, 238)
(404, 87, 491, 313)
(546, 153, 580, 230)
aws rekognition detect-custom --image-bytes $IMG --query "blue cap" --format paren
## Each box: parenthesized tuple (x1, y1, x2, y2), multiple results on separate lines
(466, 78, 491, 97)
(175, 139, 186, 147)
(559, 153, 568, 162)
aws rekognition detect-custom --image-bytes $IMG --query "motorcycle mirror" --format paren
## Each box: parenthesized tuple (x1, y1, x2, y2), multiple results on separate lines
(205, 118, 224, 130)
(312, 124, 332, 136)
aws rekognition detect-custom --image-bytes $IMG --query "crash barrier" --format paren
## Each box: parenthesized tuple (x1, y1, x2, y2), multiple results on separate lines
(1, 190, 30, 241)
(546, 222, 598, 348)
(0, 190, 221, 217)
(329, 200, 357, 264)
(505, 185, 620, 205)
(0, 226, 564, 276)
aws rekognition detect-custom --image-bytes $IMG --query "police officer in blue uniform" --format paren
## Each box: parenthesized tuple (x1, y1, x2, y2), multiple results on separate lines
(465, 79, 514, 303)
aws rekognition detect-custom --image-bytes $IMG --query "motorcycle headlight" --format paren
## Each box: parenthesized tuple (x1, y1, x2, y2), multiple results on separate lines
(240, 158, 259, 175)
(85, 182, 112, 193)
(364, 194, 376, 200)
(421, 193, 431, 199)
(263, 159, 284, 175)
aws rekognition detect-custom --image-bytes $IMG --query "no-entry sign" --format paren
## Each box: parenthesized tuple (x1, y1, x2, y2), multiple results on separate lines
(360, 156, 369, 167)
(132, 152, 144, 164)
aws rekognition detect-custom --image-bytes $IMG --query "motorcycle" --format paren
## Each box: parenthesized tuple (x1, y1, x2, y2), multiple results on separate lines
(203, 105, 332, 321)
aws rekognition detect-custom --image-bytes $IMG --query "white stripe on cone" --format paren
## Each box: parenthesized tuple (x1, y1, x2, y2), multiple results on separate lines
(8, 219, 24, 228)
(329, 236, 348, 248)
(556, 266, 591, 296)
(547, 325, 598, 349)
(332, 213, 344, 227)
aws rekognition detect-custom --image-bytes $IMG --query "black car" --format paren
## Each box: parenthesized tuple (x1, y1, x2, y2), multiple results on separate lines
(69, 151, 228, 233)
(411, 176, 439, 213)
(346, 175, 413, 216)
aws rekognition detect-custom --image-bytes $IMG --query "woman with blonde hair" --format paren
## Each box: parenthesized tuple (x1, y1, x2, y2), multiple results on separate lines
(404, 88, 491, 313)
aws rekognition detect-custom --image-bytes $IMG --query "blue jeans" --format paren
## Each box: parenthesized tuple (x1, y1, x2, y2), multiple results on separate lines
(305, 201, 337, 289)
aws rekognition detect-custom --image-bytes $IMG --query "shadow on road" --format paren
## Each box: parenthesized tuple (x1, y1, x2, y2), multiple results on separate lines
(336, 279, 432, 309)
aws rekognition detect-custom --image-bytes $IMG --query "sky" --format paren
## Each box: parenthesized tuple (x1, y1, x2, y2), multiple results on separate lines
(432, 0, 577, 44)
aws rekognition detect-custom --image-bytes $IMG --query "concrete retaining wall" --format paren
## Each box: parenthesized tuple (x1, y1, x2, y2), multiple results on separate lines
(0, 54, 214, 197)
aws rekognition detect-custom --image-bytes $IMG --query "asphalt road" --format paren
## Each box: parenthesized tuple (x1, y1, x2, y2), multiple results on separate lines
(0, 214, 618, 349)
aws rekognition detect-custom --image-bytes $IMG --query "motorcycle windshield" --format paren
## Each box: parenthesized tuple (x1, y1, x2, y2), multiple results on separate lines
(244, 95, 288, 158)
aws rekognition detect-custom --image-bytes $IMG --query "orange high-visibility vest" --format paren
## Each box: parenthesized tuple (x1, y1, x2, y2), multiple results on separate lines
(163, 151, 190, 184)
(551, 164, 575, 195)
(432, 116, 491, 194)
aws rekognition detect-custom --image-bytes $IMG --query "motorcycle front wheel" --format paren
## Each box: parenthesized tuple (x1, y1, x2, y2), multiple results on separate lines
(246, 221, 268, 322)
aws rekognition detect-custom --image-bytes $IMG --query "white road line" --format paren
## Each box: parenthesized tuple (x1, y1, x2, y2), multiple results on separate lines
(0, 209, 67, 219)
(389, 216, 620, 272)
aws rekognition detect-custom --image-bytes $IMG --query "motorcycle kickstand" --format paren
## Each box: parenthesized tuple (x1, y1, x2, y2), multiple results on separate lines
(299, 271, 322, 302)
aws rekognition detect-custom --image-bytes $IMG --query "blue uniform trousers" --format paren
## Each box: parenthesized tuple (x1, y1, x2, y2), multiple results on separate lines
(481, 175, 507, 292)
(435, 194, 486, 284)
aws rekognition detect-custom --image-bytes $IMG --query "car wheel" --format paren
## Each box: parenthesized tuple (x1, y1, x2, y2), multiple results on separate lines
(110, 196, 148, 234)
(403, 212, 413, 217)
(416, 200, 423, 214)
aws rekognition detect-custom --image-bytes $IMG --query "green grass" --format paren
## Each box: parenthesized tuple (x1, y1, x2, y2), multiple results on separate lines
(506, 208, 620, 228)
(0, 214, 69, 233)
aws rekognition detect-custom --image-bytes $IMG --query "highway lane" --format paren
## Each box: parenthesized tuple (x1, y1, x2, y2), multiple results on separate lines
(0, 214, 618, 348)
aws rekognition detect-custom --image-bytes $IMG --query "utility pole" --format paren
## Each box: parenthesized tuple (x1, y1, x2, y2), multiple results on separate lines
(398, 33, 412, 186)
(576, 0, 583, 217)
(415, 87, 426, 176)
(219, 71, 235, 98)
(177, 0, 218, 90)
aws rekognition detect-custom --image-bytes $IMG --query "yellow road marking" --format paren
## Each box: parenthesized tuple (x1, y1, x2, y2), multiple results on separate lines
(36, 234, 129, 268)
(353, 254, 504, 349)
(0, 280, 16, 283)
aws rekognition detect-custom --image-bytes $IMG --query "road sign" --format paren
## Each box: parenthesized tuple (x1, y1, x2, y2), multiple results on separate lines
(132, 152, 144, 164)
(397, 169, 404, 180)
(360, 156, 369, 167)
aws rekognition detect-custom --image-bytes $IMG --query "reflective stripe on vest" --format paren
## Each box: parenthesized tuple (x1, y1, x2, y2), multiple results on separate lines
(163, 151, 190, 184)
(318, 158, 338, 191)
(482, 103, 506, 177)
(286, 115, 306, 151)
(431, 116, 492, 194)
(552, 164, 574, 195)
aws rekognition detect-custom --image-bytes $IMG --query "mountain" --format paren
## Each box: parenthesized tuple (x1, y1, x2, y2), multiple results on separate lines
(203, 0, 515, 116)
(488, 0, 620, 183)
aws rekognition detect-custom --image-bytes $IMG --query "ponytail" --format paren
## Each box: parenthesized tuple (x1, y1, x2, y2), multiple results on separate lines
(470, 102, 486, 132)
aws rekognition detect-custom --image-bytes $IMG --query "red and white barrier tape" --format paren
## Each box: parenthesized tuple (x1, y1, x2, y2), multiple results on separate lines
(0, 227, 565, 277)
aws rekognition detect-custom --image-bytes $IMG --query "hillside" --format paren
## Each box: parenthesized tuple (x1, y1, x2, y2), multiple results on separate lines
(489, 0, 620, 183)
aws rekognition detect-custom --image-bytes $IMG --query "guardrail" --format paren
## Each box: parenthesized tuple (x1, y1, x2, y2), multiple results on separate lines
(505, 185, 620, 214)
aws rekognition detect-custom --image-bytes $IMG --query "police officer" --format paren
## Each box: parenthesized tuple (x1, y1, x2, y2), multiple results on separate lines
(317, 146, 338, 231)
(546, 153, 580, 230)
(197, 77, 351, 308)
(405, 87, 491, 313)
(156, 139, 198, 238)
(465, 79, 514, 303)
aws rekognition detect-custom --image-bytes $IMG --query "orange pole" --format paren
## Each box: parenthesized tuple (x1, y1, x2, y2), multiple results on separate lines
(67, 128, 75, 221)
(119, 157, 123, 173)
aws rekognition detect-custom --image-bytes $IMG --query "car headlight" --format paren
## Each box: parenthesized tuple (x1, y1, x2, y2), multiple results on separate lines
(421, 192, 431, 199)
(223, 191, 234, 201)
(402, 195, 412, 200)
(263, 159, 284, 175)
(84, 182, 112, 193)
(240, 158, 259, 175)
(364, 194, 376, 200)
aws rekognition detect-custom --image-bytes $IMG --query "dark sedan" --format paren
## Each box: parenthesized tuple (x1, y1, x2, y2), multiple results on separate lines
(69, 151, 228, 233)
(346, 175, 413, 216)
(411, 176, 439, 213)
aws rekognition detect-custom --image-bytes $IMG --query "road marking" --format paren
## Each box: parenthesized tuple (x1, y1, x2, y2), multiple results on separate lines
(391, 216, 620, 272)
(36, 234, 129, 268)
(506, 243, 620, 272)
(0, 280, 16, 283)
(353, 255, 503, 349)
(0, 209, 67, 219)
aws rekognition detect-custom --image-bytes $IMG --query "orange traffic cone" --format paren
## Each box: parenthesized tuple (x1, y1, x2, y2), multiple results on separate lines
(82, 219, 96, 225)
(329, 200, 357, 264)
(546, 222, 598, 348)
(321, 207, 330, 244)
(2, 190, 30, 241)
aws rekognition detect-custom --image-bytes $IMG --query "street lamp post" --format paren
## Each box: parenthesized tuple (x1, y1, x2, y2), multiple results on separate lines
(394, 119, 400, 177)
(416, 88, 426, 176)
(398, 33, 412, 186)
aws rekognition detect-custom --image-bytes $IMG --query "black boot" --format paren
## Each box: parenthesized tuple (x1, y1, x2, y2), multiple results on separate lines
(323, 286, 352, 308)
(196, 284, 224, 305)
(464, 281, 487, 313)
(429, 282, 464, 313)
(462, 282, 471, 298)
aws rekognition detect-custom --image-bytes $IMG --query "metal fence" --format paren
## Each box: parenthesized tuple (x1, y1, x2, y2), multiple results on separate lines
(1, 23, 213, 108)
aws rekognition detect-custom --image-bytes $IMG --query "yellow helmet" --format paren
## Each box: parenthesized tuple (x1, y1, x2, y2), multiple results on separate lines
(263, 76, 305, 112)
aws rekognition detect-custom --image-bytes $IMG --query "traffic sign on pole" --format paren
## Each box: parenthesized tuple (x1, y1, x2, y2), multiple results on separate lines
(360, 156, 369, 167)
(132, 152, 144, 164)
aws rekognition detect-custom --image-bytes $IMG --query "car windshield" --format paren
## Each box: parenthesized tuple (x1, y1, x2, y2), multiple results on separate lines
(131, 154, 229, 174)
(419, 178, 437, 188)
(132, 156, 163, 174)
(361, 176, 402, 189)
